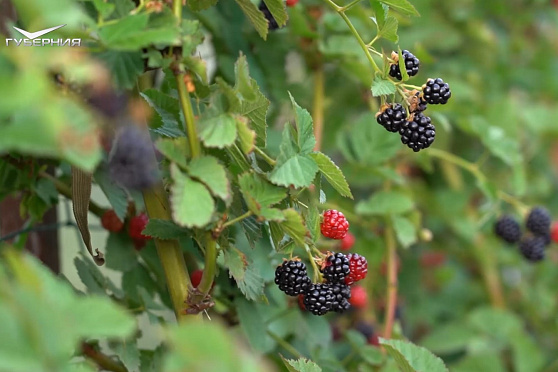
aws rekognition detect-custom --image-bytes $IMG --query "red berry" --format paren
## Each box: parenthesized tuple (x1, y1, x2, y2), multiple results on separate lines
(551, 222, 558, 243)
(286, 0, 298, 6)
(298, 294, 306, 311)
(340, 232, 355, 250)
(349, 285, 368, 308)
(368, 334, 380, 347)
(128, 213, 151, 241)
(101, 209, 124, 232)
(320, 210, 349, 240)
(191, 269, 203, 288)
(132, 238, 146, 251)
(344, 253, 368, 285)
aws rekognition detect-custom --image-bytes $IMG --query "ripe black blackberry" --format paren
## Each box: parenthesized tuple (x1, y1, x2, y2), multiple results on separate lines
(494, 215, 521, 244)
(321, 253, 350, 284)
(526, 207, 551, 236)
(303, 283, 334, 316)
(259, 1, 279, 30)
(331, 283, 351, 313)
(519, 236, 546, 262)
(422, 78, 451, 104)
(399, 113, 436, 152)
(274, 260, 311, 296)
(389, 50, 420, 80)
(376, 103, 407, 133)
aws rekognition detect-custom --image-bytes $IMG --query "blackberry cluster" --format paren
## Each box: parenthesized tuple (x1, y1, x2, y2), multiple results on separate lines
(321, 252, 350, 283)
(259, 1, 279, 30)
(399, 113, 436, 152)
(274, 260, 311, 296)
(422, 78, 451, 105)
(376, 103, 407, 133)
(389, 50, 420, 80)
(494, 215, 521, 244)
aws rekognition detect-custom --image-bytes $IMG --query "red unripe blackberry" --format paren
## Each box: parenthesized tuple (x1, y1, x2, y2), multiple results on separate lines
(399, 113, 436, 152)
(321, 210, 349, 240)
(349, 285, 368, 308)
(422, 78, 451, 104)
(128, 213, 151, 241)
(376, 103, 408, 133)
(494, 215, 521, 244)
(344, 253, 368, 285)
(321, 252, 350, 284)
(101, 209, 124, 232)
(340, 232, 355, 251)
(389, 50, 420, 80)
(303, 283, 334, 316)
(331, 283, 351, 313)
(551, 222, 558, 243)
(286, 0, 298, 6)
(526, 207, 551, 236)
(519, 236, 545, 262)
(275, 260, 311, 296)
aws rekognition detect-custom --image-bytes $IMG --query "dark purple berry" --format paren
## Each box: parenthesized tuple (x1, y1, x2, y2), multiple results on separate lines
(519, 236, 546, 262)
(389, 50, 420, 80)
(321, 253, 350, 284)
(274, 260, 311, 296)
(399, 113, 436, 152)
(376, 104, 407, 133)
(526, 207, 551, 236)
(494, 215, 521, 244)
(422, 78, 451, 104)
(303, 283, 334, 316)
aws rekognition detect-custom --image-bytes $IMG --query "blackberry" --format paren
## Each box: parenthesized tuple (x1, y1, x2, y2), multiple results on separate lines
(519, 236, 545, 262)
(389, 50, 420, 80)
(344, 253, 368, 285)
(303, 283, 334, 316)
(355, 321, 375, 340)
(321, 210, 350, 240)
(331, 283, 351, 313)
(321, 253, 350, 284)
(399, 113, 436, 152)
(422, 78, 451, 104)
(376, 104, 408, 133)
(494, 215, 521, 244)
(259, 1, 279, 30)
(274, 260, 311, 296)
(526, 207, 551, 236)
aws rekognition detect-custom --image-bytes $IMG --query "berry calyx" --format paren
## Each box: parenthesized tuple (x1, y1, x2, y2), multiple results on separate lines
(344, 253, 368, 285)
(274, 260, 311, 296)
(389, 50, 420, 80)
(331, 283, 351, 313)
(349, 285, 368, 308)
(519, 236, 546, 262)
(408, 91, 428, 113)
(286, 0, 298, 6)
(551, 222, 558, 243)
(321, 252, 350, 284)
(422, 78, 451, 104)
(494, 215, 521, 244)
(376, 103, 408, 133)
(321, 210, 349, 240)
(526, 207, 551, 236)
(303, 283, 334, 316)
(101, 209, 124, 232)
(399, 113, 436, 152)
(128, 213, 151, 241)
(340, 232, 355, 251)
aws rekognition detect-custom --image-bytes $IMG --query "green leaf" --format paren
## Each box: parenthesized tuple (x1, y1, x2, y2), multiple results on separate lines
(235, 298, 274, 352)
(452, 355, 506, 372)
(391, 215, 417, 248)
(97, 51, 144, 90)
(420, 323, 477, 355)
(236, 118, 256, 154)
(155, 137, 189, 168)
(188, 156, 230, 202)
(105, 232, 138, 272)
(467, 117, 522, 167)
(511, 331, 546, 372)
(111, 340, 141, 372)
(379, 338, 448, 372)
(289, 92, 316, 154)
(170, 164, 215, 228)
(309, 152, 353, 199)
(238, 172, 287, 215)
(198, 114, 238, 148)
(141, 89, 182, 138)
(95, 166, 128, 222)
(224, 248, 265, 301)
(371, 76, 397, 97)
(71, 296, 137, 338)
(235, 0, 269, 39)
(180, 20, 205, 56)
(397, 48, 409, 81)
(361, 346, 384, 365)
(142, 219, 190, 240)
(280, 209, 309, 248)
(187, 0, 218, 11)
(467, 307, 522, 342)
(379, 0, 419, 16)
(270, 155, 318, 188)
(263, 0, 288, 27)
(307, 204, 320, 242)
(378, 16, 399, 43)
(92, 0, 115, 18)
(260, 207, 285, 222)
(356, 191, 414, 216)
(370, 1, 387, 29)
(281, 356, 322, 372)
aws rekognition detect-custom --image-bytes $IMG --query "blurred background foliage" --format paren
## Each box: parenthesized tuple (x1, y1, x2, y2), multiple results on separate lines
(1, 0, 558, 371)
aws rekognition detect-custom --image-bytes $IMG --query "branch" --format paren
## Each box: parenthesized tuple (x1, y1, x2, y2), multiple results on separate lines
(382, 222, 398, 340)
(81, 343, 127, 372)
(312, 64, 325, 151)
(176, 73, 201, 158)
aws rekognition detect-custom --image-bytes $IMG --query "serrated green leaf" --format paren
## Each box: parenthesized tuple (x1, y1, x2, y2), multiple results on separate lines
(181, 19, 204, 56)
(361, 346, 384, 366)
(235, 0, 269, 39)
(371, 76, 397, 96)
(170, 164, 214, 228)
(391, 215, 417, 248)
(198, 113, 238, 148)
(263, 0, 288, 27)
(92, 0, 115, 18)
(307, 204, 320, 242)
(95, 166, 128, 221)
(280, 209, 309, 248)
(155, 137, 188, 168)
(289, 92, 316, 154)
(187, 0, 218, 11)
(105, 232, 138, 272)
(397, 48, 409, 81)
(452, 355, 506, 372)
(309, 152, 353, 199)
(370, 1, 387, 29)
(260, 207, 285, 221)
(238, 172, 287, 214)
(236, 118, 256, 154)
(356, 191, 414, 216)
(420, 323, 477, 355)
(379, 16, 398, 42)
(379, 338, 448, 372)
(140, 89, 182, 137)
(379, 0, 419, 16)
(111, 340, 141, 372)
(71, 296, 136, 338)
(224, 248, 265, 301)
(236, 298, 274, 352)
(270, 154, 318, 188)
(188, 156, 230, 202)
(142, 219, 190, 240)
(281, 356, 322, 372)
(467, 307, 522, 342)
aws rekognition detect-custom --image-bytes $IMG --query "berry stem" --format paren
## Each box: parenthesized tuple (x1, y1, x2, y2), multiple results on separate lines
(306, 245, 323, 282)
(312, 63, 325, 151)
(221, 211, 253, 229)
(195, 233, 217, 299)
(176, 74, 201, 158)
(267, 330, 303, 358)
(254, 146, 276, 166)
(382, 221, 398, 340)
(401, 83, 423, 90)
(339, 0, 364, 12)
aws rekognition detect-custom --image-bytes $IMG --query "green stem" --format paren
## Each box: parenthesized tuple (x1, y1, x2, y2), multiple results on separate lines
(312, 64, 325, 151)
(267, 330, 303, 358)
(339, 0, 363, 11)
(401, 83, 423, 90)
(222, 211, 253, 229)
(382, 222, 398, 340)
(197, 233, 217, 298)
(176, 74, 201, 158)
(367, 35, 380, 47)
(337, 12, 381, 73)
(306, 245, 322, 282)
(82, 343, 128, 372)
(173, 0, 182, 18)
(254, 146, 276, 166)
